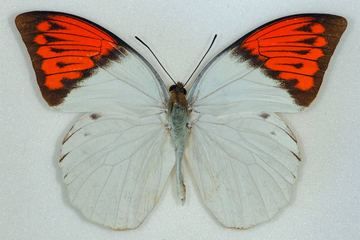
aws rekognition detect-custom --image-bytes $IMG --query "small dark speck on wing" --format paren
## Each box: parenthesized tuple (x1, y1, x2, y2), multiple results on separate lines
(59, 152, 69, 163)
(291, 151, 301, 161)
(260, 113, 270, 119)
(62, 128, 81, 144)
(90, 113, 101, 120)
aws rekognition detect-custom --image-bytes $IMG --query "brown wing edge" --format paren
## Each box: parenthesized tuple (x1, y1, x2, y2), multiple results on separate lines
(230, 14, 347, 107)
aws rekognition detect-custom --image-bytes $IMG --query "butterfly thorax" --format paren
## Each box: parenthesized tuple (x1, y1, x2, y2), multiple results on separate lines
(168, 82, 189, 202)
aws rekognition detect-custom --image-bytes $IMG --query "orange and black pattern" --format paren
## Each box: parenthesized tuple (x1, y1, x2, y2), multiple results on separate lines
(16, 11, 129, 106)
(232, 14, 347, 106)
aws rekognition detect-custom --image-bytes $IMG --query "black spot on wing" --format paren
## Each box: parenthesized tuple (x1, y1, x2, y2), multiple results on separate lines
(56, 61, 74, 68)
(291, 151, 301, 161)
(62, 127, 81, 144)
(260, 113, 270, 119)
(59, 152, 69, 163)
(90, 113, 101, 120)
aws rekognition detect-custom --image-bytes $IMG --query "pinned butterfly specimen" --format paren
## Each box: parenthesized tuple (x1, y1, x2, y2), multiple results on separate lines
(15, 11, 347, 229)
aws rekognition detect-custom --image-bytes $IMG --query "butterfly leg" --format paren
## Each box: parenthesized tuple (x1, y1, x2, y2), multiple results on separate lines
(159, 111, 171, 131)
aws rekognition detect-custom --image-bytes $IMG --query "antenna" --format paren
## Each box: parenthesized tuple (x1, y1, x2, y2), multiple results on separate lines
(135, 36, 176, 84)
(184, 34, 217, 86)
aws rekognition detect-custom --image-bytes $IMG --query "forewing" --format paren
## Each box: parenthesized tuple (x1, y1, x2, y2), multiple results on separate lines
(188, 14, 347, 114)
(186, 113, 299, 228)
(60, 112, 174, 229)
(16, 11, 167, 114)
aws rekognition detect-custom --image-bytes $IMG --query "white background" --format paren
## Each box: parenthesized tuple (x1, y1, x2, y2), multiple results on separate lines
(1, 0, 359, 239)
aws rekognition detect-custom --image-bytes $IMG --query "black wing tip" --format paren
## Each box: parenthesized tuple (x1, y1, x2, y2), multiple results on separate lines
(284, 13, 347, 32)
(15, 11, 57, 30)
(273, 13, 347, 22)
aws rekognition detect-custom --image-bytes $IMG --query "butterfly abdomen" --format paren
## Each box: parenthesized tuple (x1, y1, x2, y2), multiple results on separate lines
(169, 105, 188, 142)
(169, 103, 189, 202)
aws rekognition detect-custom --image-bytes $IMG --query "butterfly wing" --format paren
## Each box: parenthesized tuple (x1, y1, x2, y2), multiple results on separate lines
(187, 14, 346, 228)
(16, 11, 174, 229)
(188, 14, 347, 115)
(61, 112, 174, 229)
(16, 11, 168, 114)
(186, 112, 299, 228)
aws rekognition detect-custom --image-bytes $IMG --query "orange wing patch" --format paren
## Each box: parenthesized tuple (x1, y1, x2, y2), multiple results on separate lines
(232, 14, 347, 106)
(16, 11, 128, 106)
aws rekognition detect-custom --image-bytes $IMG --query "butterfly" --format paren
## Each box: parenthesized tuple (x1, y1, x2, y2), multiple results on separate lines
(15, 11, 347, 230)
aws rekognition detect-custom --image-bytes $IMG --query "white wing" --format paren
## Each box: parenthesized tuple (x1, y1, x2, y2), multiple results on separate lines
(60, 112, 174, 229)
(186, 113, 299, 228)
(60, 51, 167, 115)
(186, 14, 346, 228)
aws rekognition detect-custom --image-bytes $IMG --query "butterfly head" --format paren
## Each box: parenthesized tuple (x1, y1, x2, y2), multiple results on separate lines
(169, 82, 187, 95)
